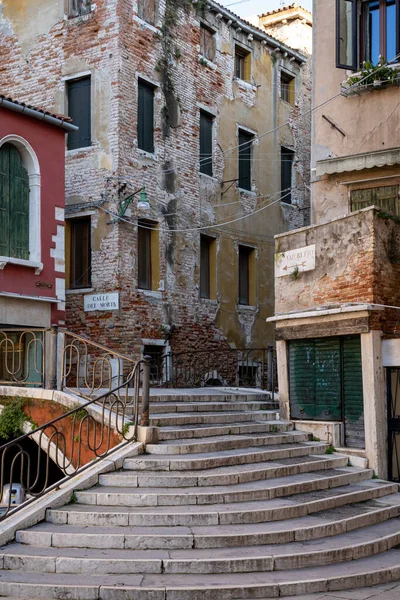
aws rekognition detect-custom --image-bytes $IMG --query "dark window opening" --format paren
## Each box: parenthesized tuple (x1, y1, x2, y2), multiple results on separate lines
(281, 72, 295, 104)
(143, 345, 165, 382)
(238, 129, 254, 191)
(138, 80, 155, 154)
(68, 0, 92, 18)
(238, 245, 252, 305)
(138, 221, 152, 290)
(235, 46, 250, 81)
(200, 24, 216, 62)
(200, 111, 213, 176)
(200, 235, 212, 299)
(138, 0, 156, 25)
(67, 77, 91, 151)
(0, 143, 29, 261)
(281, 147, 295, 204)
(69, 217, 91, 289)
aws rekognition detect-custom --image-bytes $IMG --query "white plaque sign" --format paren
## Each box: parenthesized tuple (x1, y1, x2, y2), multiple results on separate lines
(275, 244, 316, 278)
(84, 292, 120, 312)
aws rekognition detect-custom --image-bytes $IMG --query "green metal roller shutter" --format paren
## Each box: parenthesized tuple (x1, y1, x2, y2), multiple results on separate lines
(289, 340, 316, 419)
(343, 336, 365, 448)
(314, 338, 342, 420)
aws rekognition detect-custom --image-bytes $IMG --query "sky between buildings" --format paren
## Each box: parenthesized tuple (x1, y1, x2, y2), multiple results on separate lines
(218, 0, 313, 19)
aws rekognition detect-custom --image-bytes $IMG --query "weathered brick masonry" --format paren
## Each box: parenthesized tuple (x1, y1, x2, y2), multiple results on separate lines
(0, 0, 310, 361)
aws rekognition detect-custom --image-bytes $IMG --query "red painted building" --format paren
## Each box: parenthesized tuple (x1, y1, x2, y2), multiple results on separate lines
(0, 95, 77, 329)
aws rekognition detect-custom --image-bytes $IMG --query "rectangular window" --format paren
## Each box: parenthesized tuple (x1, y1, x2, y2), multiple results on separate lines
(68, 0, 91, 18)
(336, 0, 357, 69)
(281, 147, 295, 204)
(200, 24, 216, 62)
(67, 77, 91, 151)
(67, 217, 92, 289)
(350, 184, 399, 214)
(281, 72, 296, 105)
(238, 245, 255, 306)
(200, 111, 213, 176)
(200, 235, 216, 299)
(235, 45, 251, 81)
(137, 0, 156, 25)
(138, 80, 155, 154)
(138, 220, 160, 291)
(238, 129, 254, 191)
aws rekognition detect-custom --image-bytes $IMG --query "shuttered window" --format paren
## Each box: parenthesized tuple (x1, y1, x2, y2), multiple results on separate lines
(0, 143, 29, 260)
(350, 185, 399, 215)
(238, 130, 253, 191)
(138, 80, 155, 154)
(288, 336, 365, 447)
(200, 25, 216, 62)
(281, 147, 294, 203)
(67, 77, 91, 151)
(69, 217, 91, 289)
(138, 0, 156, 24)
(200, 111, 213, 176)
(68, 0, 92, 18)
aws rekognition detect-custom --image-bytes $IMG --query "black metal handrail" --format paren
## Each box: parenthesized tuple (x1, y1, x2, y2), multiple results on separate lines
(0, 358, 150, 522)
(148, 346, 277, 392)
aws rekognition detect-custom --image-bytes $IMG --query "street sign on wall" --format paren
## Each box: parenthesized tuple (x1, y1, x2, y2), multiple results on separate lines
(275, 244, 316, 278)
(84, 292, 120, 312)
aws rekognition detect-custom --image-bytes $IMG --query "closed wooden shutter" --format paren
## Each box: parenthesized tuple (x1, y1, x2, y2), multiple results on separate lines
(67, 77, 91, 151)
(138, 0, 156, 24)
(343, 336, 365, 448)
(138, 80, 154, 154)
(0, 143, 29, 260)
(238, 130, 253, 191)
(0, 144, 10, 257)
(200, 112, 213, 176)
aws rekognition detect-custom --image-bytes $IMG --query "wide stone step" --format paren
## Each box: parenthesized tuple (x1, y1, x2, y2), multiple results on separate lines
(123, 441, 326, 471)
(149, 410, 279, 426)
(146, 430, 302, 455)
(99, 454, 349, 488)
(1, 550, 400, 599)
(148, 401, 278, 414)
(43, 489, 400, 548)
(76, 467, 372, 507)
(4, 519, 400, 575)
(147, 389, 275, 403)
(44, 479, 393, 531)
(158, 420, 285, 441)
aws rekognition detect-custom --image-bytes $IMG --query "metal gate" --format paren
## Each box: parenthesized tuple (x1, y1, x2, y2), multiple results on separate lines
(387, 367, 400, 482)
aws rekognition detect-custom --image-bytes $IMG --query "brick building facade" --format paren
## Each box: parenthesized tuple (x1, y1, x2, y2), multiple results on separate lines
(0, 0, 311, 381)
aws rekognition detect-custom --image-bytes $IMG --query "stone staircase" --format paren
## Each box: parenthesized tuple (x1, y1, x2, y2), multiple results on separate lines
(1, 389, 400, 599)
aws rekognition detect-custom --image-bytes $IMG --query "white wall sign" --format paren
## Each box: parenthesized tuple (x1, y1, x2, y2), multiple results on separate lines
(275, 244, 316, 278)
(84, 292, 120, 312)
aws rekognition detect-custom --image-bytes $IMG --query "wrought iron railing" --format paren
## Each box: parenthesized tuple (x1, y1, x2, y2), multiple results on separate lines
(0, 358, 150, 522)
(0, 329, 46, 387)
(61, 331, 137, 401)
(148, 346, 277, 392)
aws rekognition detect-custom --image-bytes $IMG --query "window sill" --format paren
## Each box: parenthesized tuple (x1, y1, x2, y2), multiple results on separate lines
(133, 15, 160, 33)
(200, 297, 218, 305)
(66, 288, 93, 295)
(238, 187, 256, 196)
(65, 9, 95, 24)
(66, 145, 94, 156)
(0, 257, 43, 275)
(139, 289, 163, 299)
(199, 171, 217, 181)
(137, 149, 157, 161)
(233, 77, 257, 92)
(198, 55, 217, 70)
(237, 303, 258, 311)
(281, 98, 295, 107)
(280, 200, 294, 207)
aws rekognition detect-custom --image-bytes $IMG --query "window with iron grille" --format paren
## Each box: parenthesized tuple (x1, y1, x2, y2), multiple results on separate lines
(200, 111, 213, 176)
(281, 147, 295, 204)
(68, 217, 92, 289)
(200, 24, 216, 62)
(350, 184, 400, 214)
(67, 77, 91, 150)
(238, 129, 254, 191)
(138, 80, 155, 154)
(68, 0, 92, 18)
(138, 0, 156, 25)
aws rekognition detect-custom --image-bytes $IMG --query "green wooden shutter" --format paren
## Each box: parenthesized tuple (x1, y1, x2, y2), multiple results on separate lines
(0, 144, 10, 257)
(9, 144, 29, 260)
(138, 80, 154, 154)
(314, 338, 342, 420)
(67, 77, 92, 150)
(343, 336, 365, 448)
(200, 112, 213, 176)
(288, 340, 316, 419)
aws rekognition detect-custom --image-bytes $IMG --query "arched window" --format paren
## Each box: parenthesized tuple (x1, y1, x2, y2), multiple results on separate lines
(0, 143, 30, 260)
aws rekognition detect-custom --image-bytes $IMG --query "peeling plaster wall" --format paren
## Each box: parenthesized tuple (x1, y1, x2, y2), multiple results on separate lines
(0, 0, 310, 357)
(312, 0, 400, 224)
